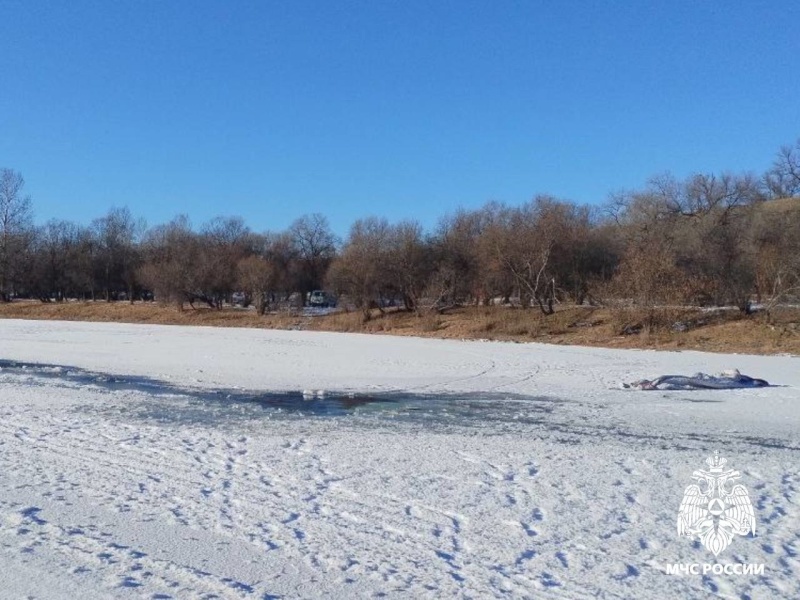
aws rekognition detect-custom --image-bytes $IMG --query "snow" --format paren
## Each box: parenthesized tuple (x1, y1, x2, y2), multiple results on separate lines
(0, 318, 798, 599)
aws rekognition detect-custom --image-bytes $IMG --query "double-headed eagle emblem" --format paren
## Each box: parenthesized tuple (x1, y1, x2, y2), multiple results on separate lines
(677, 451, 756, 556)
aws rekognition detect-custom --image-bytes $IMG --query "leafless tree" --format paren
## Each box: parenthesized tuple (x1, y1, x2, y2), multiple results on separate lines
(384, 220, 432, 313)
(92, 207, 145, 302)
(237, 232, 294, 315)
(327, 217, 392, 319)
(197, 216, 253, 308)
(289, 214, 337, 302)
(6, 137, 799, 322)
(138, 215, 198, 310)
(0, 168, 33, 301)
(431, 209, 486, 306)
(481, 197, 581, 315)
(749, 198, 800, 316)
(612, 172, 763, 311)
(765, 138, 800, 199)
(474, 203, 516, 305)
(26, 220, 85, 301)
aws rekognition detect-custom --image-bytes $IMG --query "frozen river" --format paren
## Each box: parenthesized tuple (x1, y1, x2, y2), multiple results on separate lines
(0, 319, 798, 598)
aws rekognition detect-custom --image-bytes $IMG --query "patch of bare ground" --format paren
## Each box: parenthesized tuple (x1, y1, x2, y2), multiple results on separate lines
(1, 300, 798, 355)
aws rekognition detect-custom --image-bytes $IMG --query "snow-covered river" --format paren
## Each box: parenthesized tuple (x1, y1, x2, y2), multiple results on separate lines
(1, 319, 798, 598)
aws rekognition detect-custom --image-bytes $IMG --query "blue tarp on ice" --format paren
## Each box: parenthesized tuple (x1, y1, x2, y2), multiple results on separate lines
(624, 369, 769, 391)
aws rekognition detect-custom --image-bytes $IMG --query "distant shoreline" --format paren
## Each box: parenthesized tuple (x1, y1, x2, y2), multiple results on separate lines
(0, 299, 798, 357)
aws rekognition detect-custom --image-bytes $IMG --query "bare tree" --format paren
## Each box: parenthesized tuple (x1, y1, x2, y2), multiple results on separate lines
(474, 202, 516, 305)
(482, 197, 578, 315)
(197, 216, 253, 308)
(0, 168, 33, 301)
(74, 225, 98, 299)
(384, 220, 432, 313)
(612, 172, 763, 311)
(765, 138, 800, 199)
(431, 209, 486, 306)
(26, 219, 84, 301)
(237, 232, 293, 315)
(608, 187, 685, 306)
(289, 214, 337, 303)
(92, 207, 145, 302)
(327, 217, 392, 319)
(237, 256, 271, 314)
(5, 138, 797, 325)
(749, 198, 800, 316)
(138, 216, 198, 310)
(674, 174, 761, 310)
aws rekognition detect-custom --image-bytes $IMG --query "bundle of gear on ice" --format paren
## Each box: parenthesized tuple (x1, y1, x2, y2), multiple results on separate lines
(624, 369, 769, 391)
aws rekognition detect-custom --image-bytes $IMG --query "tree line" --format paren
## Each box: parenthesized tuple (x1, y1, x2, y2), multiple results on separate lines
(1, 138, 799, 317)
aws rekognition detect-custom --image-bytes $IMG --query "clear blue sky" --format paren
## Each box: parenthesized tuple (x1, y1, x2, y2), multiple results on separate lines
(2, 0, 798, 236)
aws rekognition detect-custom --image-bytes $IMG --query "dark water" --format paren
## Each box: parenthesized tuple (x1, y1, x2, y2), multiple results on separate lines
(0, 359, 561, 426)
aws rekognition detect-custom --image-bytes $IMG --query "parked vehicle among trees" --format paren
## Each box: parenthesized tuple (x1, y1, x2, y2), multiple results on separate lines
(308, 290, 336, 308)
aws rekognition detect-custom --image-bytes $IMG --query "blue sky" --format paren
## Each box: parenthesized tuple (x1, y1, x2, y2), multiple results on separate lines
(2, 0, 798, 236)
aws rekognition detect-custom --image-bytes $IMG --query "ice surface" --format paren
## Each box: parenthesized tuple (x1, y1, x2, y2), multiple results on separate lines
(0, 319, 798, 598)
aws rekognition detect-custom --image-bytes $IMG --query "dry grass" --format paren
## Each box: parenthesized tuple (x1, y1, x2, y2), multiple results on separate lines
(1, 299, 798, 356)
(0, 300, 305, 330)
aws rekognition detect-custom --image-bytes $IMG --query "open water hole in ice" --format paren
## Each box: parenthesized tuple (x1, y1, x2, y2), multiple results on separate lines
(0, 358, 562, 427)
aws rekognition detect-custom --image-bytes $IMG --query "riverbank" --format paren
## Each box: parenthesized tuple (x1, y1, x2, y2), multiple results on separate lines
(1, 299, 798, 355)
